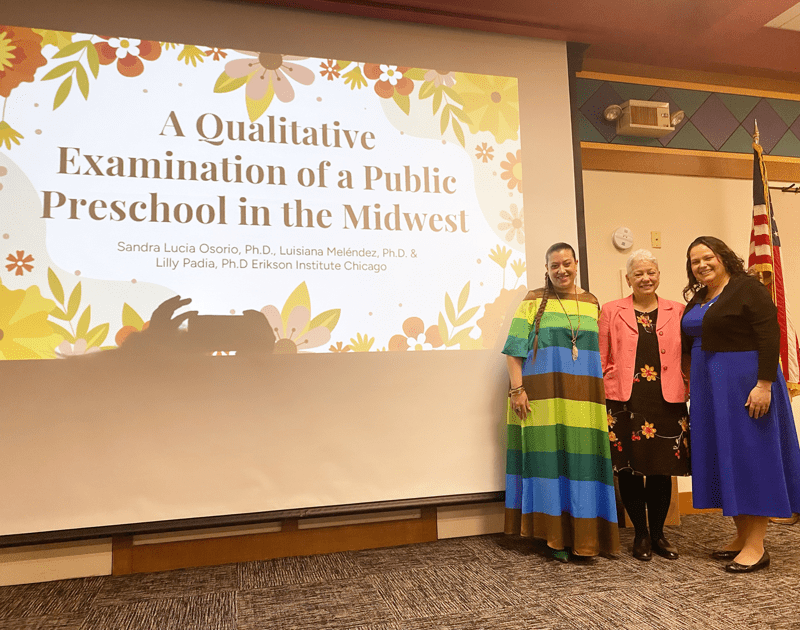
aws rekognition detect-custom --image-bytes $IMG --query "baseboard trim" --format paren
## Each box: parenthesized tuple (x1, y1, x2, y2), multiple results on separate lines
(111, 507, 438, 575)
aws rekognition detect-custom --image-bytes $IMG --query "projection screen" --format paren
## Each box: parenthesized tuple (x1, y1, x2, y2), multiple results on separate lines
(0, 0, 580, 539)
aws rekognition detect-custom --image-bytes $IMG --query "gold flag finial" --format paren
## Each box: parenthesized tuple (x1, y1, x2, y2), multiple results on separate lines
(754, 119, 760, 145)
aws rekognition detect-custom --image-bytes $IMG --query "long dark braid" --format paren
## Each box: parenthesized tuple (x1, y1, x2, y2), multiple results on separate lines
(531, 273, 553, 362)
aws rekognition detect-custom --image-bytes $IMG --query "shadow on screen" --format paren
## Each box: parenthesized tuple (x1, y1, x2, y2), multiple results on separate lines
(117, 295, 275, 357)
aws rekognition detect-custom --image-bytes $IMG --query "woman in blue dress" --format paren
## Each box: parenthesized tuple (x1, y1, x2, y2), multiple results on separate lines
(681, 236, 800, 573)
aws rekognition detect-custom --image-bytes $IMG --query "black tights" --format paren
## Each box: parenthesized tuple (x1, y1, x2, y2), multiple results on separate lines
(617, 471, 672, 540)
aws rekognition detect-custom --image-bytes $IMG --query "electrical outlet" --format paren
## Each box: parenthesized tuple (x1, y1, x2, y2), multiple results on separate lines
(651, 231, 662, 248)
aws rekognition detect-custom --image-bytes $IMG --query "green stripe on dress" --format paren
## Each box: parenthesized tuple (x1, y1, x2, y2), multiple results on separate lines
(507, 424, 612, 458)
(506, 449, 614, 484)
(510, 397, 608, 431)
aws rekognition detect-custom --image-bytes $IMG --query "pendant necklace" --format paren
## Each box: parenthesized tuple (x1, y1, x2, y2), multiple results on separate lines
(554, 286, 582, 360)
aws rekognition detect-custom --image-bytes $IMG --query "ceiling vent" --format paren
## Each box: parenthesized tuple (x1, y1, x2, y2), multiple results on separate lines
(616, 100, 674, 137)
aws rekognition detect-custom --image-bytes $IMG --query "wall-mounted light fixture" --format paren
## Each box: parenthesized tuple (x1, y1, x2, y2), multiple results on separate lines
(603, 100, 684, 138)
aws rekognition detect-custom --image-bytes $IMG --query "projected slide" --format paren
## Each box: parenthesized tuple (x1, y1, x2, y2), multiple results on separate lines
(0, 25, 526, 359)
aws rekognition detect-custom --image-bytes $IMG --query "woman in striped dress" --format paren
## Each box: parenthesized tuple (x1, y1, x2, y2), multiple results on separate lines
(503, 242, 620, 560)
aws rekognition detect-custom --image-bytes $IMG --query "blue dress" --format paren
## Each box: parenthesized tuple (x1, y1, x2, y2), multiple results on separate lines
(682, 297, 800, 517)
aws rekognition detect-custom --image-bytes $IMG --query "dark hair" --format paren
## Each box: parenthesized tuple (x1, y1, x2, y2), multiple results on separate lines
(545, 242, 576, 264)
(532, 243, 576, 359)
(683, 236, 746, 301)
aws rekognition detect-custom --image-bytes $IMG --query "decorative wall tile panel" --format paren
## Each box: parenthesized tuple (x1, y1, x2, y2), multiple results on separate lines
(576, 77, 800, 158)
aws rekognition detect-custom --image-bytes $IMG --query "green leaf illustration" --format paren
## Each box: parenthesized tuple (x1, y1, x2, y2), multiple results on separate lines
(393, 92, 410, 115)
(438, 312, 450, 344)
(418, 80, 435, 100)
(443, 86, 463, 106)
(41, 60, 78, 82)
(281, 282, 311, 325)
(48, 268, 64, 304)
(457, 282, 470, 312)
(75, 63, 90, 99)
(445, 292, 456, 325)
(66, 282, 82, 319)
(452, 118, 465, 147)
(246, 84, 274, 122)
(86, 44, 100, 78)
(122, 303, 145, 329)
(50, 307, 70, 321)
(52, 40, 89, 59)
(53, 75, 73, 110)
(214, 71, 249, 93)
(404, 68, 427, 81)
(432, 88, 442, 114)
(440, 105, 450, 135)
(86, 323, 109, 348)
(449, 106, 472, 125)
(448, 327, 473, 348)
(309, 308, 341, 332)
(455, 305, 480, 327)
(77, 305, 91, 339)
(49, 322, 75, 343)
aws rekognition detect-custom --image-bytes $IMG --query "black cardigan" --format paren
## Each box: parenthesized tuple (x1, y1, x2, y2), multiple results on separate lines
(681, 273, 780, 382)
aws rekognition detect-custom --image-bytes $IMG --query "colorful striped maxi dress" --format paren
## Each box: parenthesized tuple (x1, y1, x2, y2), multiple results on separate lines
(502, 288, 620, 556)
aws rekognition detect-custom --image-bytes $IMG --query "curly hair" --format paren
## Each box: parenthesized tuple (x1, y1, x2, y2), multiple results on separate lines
(683, 236, 746, 301)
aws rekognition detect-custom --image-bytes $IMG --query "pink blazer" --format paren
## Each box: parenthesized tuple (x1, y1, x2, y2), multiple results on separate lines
(598, 295, 686, 403)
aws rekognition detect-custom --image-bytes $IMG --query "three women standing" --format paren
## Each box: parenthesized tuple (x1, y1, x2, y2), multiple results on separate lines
(599, 250, 690, 561)
(503, 243, 620, 561)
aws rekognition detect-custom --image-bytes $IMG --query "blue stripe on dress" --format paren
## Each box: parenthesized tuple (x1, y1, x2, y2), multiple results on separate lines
(506, 474, 617, 522)
(522, 345, 602, 377)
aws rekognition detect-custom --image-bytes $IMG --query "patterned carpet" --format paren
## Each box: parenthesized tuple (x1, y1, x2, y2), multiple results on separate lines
(1, 513, 799, 630)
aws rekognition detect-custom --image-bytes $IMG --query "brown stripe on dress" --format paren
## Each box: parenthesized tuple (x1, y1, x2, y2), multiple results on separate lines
(505, 508, 620, 557)
(522, 372, 605, 404)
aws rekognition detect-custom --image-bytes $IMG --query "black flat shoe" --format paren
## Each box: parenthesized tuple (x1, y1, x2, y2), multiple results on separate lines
(632, 535, 652, 561)
(725, 551, 770, 573)
(710, 549, 741, 560)
(651, 537, 679, 560)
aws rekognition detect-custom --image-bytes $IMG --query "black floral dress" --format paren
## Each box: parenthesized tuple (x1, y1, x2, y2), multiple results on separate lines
(606, 309, 691, 476)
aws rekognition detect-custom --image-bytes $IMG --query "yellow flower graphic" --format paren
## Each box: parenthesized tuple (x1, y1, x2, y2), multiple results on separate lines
(488, 245, 513, 269)
(608, 431, 617, 442)
(607, 412, 616, 428)
(640, 364, 658, 381)
(642, 421, 657, 439)
(679, 417, 689, 432)
(349, 333, 375, 352)
(453, 73, 519, 143)
(510, 258, 526, 280)
(0, 282, 61, 359)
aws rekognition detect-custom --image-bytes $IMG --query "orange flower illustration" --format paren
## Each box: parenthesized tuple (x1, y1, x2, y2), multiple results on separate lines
(225, 53, 314, 102)
(95, 36, 161, 77)
(607, 412, 616, 428)
(329, 341, 351, 352)
(608, 431, 617, 442)
(389, 317, 443, 351)
(0, 26, 47, 98)
(205, 47, 227, 61)
(5, 250, 34, 276)
(475, 142, 494, 163)
(679, 417, 689, 432)
(500, 150, 522, 193)
(640, 364, 658, 381)
(320, 59, 340, 81)
(363, 63, 413, 99)
(642, 421, 657, 439)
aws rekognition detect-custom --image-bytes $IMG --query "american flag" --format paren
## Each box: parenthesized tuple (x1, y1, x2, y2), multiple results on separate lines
(749, 137, 800, 397)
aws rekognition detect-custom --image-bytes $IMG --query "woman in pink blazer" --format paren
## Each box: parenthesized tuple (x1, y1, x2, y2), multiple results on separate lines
(599, 250, 689, 562)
